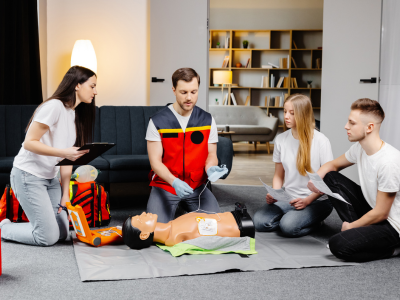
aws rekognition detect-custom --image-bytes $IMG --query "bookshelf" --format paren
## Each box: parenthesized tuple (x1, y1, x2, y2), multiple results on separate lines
(209, 29, 323, 128)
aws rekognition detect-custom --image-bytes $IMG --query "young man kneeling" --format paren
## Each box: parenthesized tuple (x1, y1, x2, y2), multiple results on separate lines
(308, 98, 400, 262)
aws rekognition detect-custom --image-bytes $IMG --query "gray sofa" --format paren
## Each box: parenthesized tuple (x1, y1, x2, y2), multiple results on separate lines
(209, 106, 278, 153)
(0, 105, 234, 189)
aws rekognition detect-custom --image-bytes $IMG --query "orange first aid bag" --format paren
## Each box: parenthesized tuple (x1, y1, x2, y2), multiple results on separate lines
(0, 184, 29, 223)
(68, 181, 111, 229)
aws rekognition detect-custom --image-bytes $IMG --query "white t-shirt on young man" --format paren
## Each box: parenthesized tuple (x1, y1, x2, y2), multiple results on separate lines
(13, 99, 76, 179)
(273, 129, 333, 200)
(146, 104, 218, 143)
(345, 142, 400, 235)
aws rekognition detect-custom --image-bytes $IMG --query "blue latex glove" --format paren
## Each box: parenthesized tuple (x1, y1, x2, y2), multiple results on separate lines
(172, 178, 194, 199)
(206, 165, 228, 182)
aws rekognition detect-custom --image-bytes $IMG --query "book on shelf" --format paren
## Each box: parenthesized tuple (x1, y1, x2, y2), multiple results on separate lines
(287, 55, 290, 68)
(264, 96, 270, 107)
(268, 62, 279, 68)
(230, 93, 238, 105)
(316, 58, 321, 69)
(269, 97, 275, 107)
(270, 74, 275, 88)
(283, 77, 288, 88)
(293, 40, 298, 49)
(245, 58, 251, 68)
(293, 78, 298, 88)
(261, 76, 269, 88)
(245, 95, 250, 106)
(225, 33, 230, 49)
(222, 93, 228, 105)
(279, 58, 288, 69)
(291, 57, 298, 68)
(275, 96, 281, 107)
(221, 56, 230, 68)
(261, 65, 273, 68)
(276, 77, 284, 88)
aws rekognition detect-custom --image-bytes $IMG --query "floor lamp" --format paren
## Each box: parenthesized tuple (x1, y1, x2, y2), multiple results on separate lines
(71, 40, 97, 73)
(213, 71, 232, 105)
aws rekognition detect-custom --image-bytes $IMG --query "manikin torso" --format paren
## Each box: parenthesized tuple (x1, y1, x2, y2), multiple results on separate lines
(153, 212, 240, 246)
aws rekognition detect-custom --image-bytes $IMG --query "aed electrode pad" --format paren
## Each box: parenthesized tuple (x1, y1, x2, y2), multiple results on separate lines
(196, 217, 218, 236)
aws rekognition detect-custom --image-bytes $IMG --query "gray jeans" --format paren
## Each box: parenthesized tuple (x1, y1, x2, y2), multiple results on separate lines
(147, 184, 221, 223)
(1, 167, 69, 246)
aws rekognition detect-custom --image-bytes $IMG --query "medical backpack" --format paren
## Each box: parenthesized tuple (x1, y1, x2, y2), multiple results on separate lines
(0, 181, 111, 229)
(68, 181, 111, 229)
(0, 184, 29, 223)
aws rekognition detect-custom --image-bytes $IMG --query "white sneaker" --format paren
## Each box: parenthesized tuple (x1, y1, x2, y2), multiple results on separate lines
(0, 218, 11, 229)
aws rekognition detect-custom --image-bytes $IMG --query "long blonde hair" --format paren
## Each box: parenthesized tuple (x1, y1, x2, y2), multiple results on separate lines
(283, 94, 315, 176)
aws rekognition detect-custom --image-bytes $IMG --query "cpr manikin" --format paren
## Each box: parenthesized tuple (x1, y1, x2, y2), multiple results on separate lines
(122, 203, 255, 249)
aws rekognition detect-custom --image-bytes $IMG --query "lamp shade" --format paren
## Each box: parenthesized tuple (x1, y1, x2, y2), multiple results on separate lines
(213, 71, 232, 85)
(71, 40, 97, 73)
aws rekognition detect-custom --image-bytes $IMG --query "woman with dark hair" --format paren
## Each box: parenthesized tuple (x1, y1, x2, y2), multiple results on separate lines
(0, 66, 97, 246)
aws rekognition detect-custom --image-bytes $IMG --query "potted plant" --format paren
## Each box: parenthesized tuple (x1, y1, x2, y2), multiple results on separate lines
(243, 40, 249, 49)
(216, 42, 220, 48)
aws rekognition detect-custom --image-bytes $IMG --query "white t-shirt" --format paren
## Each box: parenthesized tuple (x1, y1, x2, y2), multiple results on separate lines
(13, 99, 76, 179)
(273, 129, 333, 200)
(345, 142, 400, 235)
(146, 104, 218, 143)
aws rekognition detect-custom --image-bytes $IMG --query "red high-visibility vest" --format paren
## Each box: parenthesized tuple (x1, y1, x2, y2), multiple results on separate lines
(149, 106, 211, 195)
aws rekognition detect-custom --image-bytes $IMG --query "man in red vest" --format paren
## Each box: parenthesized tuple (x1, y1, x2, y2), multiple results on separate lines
(146, 68, 224, 223)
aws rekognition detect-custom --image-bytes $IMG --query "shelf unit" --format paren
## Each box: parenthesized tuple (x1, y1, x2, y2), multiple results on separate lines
(209, 29, 323, 128)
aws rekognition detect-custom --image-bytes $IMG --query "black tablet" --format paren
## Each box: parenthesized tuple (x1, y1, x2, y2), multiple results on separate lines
(56, 143, 116, 166)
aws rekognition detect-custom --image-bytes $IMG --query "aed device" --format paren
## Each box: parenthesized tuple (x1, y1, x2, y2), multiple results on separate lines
(66, 202, 122, 247)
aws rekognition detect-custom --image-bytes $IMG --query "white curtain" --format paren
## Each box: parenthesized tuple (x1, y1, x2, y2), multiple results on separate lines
(380, 0, 400, 150)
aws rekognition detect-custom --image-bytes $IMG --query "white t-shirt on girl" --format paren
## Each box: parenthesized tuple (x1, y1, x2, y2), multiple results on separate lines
(345, 142, 400, 235)
(273, 129, 333, 200)
(13, 99, 76, 179)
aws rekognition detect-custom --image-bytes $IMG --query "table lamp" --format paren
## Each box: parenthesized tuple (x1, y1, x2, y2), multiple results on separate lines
(71, 40, 97, 73)
(213, 70, 232, 105)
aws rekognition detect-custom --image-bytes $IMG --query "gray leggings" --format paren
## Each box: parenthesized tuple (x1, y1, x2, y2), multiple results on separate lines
(147, 184, 221, 223)
(1, 167, 69, 246)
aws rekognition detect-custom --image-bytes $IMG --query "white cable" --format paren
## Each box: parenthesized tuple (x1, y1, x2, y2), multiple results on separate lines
(187, 180, 221, 221)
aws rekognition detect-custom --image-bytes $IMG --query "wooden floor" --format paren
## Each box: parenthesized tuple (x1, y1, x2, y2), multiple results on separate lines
(219, 143, 275, 186)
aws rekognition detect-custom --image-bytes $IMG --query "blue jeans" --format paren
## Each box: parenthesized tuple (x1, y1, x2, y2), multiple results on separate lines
(254, 199, 333, 237)
(147, 185, 220, 223)
(1, 167, 69, 246)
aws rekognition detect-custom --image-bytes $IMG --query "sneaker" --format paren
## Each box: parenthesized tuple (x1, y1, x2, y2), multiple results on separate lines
(0, 218, 11, 229)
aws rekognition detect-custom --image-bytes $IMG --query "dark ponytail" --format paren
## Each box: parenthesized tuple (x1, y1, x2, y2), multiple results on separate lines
(26, 66, 96, 146)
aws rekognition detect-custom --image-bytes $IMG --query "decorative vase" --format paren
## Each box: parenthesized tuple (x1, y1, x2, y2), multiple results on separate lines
(236, 63, 242, 68)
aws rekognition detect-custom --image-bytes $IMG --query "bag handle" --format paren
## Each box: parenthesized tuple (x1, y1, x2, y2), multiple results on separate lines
(6, 184, 12, 220)
(16, 204, 24, 222)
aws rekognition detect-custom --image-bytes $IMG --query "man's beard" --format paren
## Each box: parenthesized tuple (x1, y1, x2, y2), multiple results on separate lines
(349, 131, 367, 142)
(179, 102, 193, 111)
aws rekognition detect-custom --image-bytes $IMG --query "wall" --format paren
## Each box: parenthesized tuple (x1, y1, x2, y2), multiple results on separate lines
(38, 0, 47, 100)
(46, 0, 149, 106)
(380, 0, 400, 150)
(210, 0, 323, 30)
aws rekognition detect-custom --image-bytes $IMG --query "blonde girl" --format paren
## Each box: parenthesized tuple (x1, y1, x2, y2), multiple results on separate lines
(254, 94, 333, 237)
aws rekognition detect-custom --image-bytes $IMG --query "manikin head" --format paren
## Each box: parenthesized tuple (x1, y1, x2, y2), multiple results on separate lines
(172, 68, 200, 113)
(122, 212, 158, 250)
(345, 98, 385, 142)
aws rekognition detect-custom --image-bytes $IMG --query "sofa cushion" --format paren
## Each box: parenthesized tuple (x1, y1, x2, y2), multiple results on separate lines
(0, 157, 14, 172)
(103, 155, 151, 170)
(78, 156, 109, 170)
(217, 125, 271, 135)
